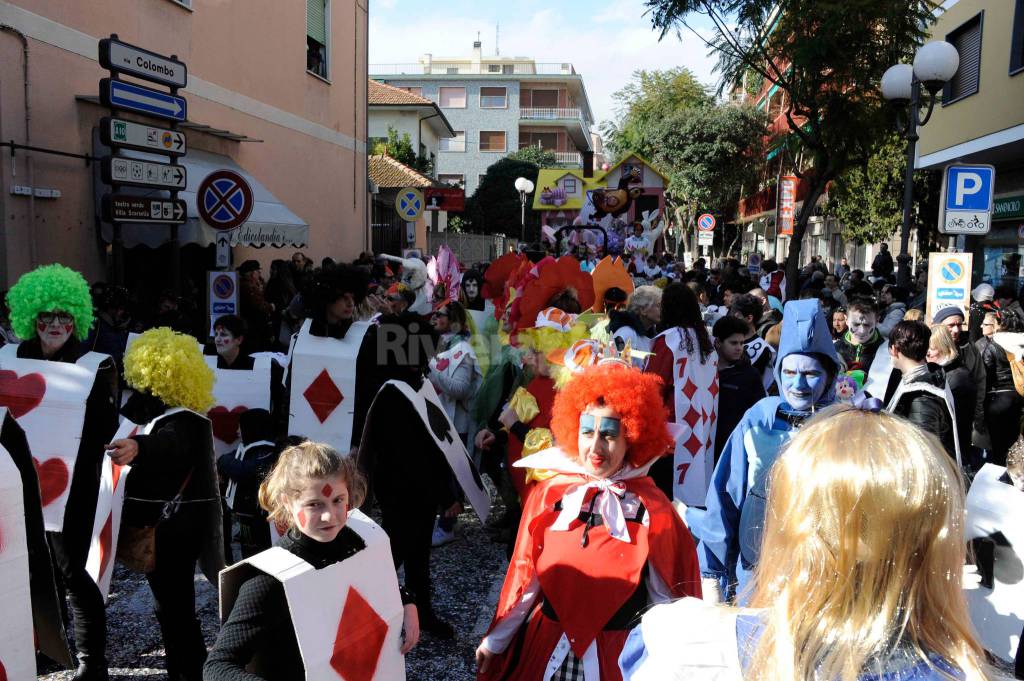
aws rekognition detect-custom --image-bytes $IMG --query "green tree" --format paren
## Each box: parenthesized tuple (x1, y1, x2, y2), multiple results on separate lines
(370, 126, 433, 176)
(509, 146, 558, 167)
(827, 132, 941, 246)
(645, 0, 939, 296)
(601, 67, 712, 161)
(465, 157, 542, 237)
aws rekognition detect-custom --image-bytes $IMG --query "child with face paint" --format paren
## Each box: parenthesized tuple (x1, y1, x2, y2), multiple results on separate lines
(206, 441, 419, 679)
(476, 363, 701, 680)
(691, 299, 840, 605)
(207, 314, 255, 370)
(834, 299, 885, 373)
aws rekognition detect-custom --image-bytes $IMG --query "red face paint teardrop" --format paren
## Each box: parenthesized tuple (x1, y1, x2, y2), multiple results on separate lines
(321, 483, 333, 497)
(297, 509, 308, 529)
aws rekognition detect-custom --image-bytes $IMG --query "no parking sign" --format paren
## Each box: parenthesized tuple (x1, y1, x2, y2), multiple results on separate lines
(926, 252, 972, 323)
(199, 170, 254, 231)
(208, 271, 239, 336)
(395, 187, 424, 222)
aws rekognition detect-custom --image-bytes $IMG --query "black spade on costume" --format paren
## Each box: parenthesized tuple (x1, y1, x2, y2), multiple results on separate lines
(425, 399, 455, 445)
(465, 452, 485, 492)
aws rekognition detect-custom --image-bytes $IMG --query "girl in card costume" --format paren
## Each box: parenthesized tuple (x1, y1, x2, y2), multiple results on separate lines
(206, 442, 418, 680)
(6, 264, 119, 680)
(475, 363, 702, 681)
(105, 328, 223, 681)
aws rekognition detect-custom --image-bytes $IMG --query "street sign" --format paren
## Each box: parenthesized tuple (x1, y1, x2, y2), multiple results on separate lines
(101, 117, 186, 156)
(424, 187, 465, 212)
(698, 230, 714, 246)
(208, 271, 238, 335)
(748, 253, 762, 275)
(215, 232, 232, 269)
(925, 252, 972, 323)
(697, 213, 716, 231)
(939, 164, 996, 235)
(197, 170, 254, 231)
(102, 156, 186, 190)
(99, 37, 188, 89)
(395, 188, 424, 221)
(103, 194, 186, 224)
(778, 175, 798, 236)
(100, 78, 187, 122)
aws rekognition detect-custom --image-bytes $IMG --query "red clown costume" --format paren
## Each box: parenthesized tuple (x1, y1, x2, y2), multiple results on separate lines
(477, 363, 701, 681)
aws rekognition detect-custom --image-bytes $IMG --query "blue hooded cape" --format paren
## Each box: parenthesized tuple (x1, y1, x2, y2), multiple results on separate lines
(687, 299, 839, 600)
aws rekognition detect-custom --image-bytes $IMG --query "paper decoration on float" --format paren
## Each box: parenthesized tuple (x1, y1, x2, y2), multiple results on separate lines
(205, 355, 272, 456)
(288, 319, 371, 454)
(963, 463, 1024, 664)
(220, 510, 405, 680)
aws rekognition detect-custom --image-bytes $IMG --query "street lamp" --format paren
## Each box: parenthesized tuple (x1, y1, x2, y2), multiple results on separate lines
(514, 176, 535, 244)
(881, 40, 959, 288)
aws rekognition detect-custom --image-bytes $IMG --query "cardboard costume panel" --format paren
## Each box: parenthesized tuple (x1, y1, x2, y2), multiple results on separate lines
(289, 319, 371, 453)
(964, 464, 1024, 663)
(206, 355, 272, 456)
(373, 380, 490, 523)
(0, 409, 73, 668)
(0, 346, 109, 532)
(0, 409, 41, 680)
(219, 510, 406, 681)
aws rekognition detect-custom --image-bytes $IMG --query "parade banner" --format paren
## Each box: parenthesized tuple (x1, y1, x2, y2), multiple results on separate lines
(380, 380, 490, 523)
(964, 463, 1024, 664)
(0, 346, 107, 531)
(0, 410, 40, 681)
(289, 319, 371, 453)
(220, 510, 405, 680)
(206, 355, 272, 456)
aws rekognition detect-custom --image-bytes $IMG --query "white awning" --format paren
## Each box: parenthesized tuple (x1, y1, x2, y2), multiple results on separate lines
(97, 148, 309, 249)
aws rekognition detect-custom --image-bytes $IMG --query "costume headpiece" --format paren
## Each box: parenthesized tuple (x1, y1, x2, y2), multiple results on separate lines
(427, 245, 462, 305)
(591, 256, 634, 312)
(512, 256, 595, 333)
(124, 327, 215, 413)
(7, 264, 94, 341)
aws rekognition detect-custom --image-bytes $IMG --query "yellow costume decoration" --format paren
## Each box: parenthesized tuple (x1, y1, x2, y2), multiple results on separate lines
(124, 327, 215, 413)
(508, 387, 541, 425)
(522, 428, 558, 484)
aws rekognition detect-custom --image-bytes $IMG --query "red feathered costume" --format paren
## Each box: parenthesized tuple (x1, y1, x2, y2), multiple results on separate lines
(478, 365, 702, 681)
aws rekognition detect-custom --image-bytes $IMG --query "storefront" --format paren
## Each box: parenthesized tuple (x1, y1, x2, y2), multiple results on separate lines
(977, 194, 1024, 290)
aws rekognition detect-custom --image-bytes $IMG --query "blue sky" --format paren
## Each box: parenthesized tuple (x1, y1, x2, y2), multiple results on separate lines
(368, 0, 720, 125)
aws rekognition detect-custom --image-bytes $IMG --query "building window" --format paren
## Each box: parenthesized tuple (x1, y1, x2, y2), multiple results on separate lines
(520, 132, 558, 150)
(439, 87, 467, 108)
(480, 86, 508, 108)
(561, 178, 578, 194)
(400, 86, 423, 97)
(440, 131, 466, 152)
(1012, 0, 1024, 75)
(488, 64, 501, 73)
(306, 0, 329, 79)
(528, 89, 559, 108)
(480, 131, 507, 152)
(944, 12, 983, 104)
(438, 174, 464, 188)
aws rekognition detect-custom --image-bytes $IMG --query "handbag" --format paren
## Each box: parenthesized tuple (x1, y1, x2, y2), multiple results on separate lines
(1007, 349, 1024, 398)
(116, 470, 193, 574)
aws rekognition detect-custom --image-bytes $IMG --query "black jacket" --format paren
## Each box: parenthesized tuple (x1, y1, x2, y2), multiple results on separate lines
(958, 338, 987, 433)
(888, 367, 956, 458)
(929, 355, 976, 460)
(978, 336, 1016, 394)
(714, 358, 766, 464)
(834, 331, 884, 373)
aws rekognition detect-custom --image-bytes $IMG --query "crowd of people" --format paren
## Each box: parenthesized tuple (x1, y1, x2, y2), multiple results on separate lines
(1, 234, 1022, 681)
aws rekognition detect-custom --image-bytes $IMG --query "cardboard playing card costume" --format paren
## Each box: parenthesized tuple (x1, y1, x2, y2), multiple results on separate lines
(206, 355, 272, 456)
(289, 319, 371, 453)
(219, 510, 405, 680)
(362, 379, 490, 523)
(0, 344, 116, 532)
(964, 463, 1024, 664)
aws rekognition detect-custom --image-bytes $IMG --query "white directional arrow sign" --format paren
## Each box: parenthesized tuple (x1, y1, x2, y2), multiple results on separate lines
(102, 117, 186, 157)
(101, 79, 187, 122)
(103, 195, 187, 224)
(104, 157, 186, 190)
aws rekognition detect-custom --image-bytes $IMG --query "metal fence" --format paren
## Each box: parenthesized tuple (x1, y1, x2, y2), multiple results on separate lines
(427, 232, 514, 266)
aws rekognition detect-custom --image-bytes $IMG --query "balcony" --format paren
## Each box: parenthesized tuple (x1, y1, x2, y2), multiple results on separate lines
(553, 151, 582, 166)
(520, 108, 583, 121)
(369, 62, 578, 76)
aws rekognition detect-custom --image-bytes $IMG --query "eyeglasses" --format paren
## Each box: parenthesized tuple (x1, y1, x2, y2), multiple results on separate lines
(38, 312, 73, 325)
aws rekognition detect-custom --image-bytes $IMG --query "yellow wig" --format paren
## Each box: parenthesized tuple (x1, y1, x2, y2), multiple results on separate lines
(124, 328, 215, 413)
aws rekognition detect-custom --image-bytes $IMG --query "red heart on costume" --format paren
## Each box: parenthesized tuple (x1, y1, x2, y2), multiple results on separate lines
(33, 457, 69, 507)
(453, 351, 463, 360)
(435, 358, 450, 372)
(207, 406, 247, 444)
(0, 370, 46, 418)
(0, 657, 7, 681)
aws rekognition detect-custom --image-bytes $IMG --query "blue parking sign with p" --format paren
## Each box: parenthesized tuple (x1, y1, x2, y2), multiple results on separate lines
(946, 165, 994, 211)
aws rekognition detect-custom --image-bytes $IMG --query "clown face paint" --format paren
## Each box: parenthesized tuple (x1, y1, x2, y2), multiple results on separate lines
(847, 310, 877, 345)
(779, 353, 829, 412)
(36, 311, 74, 353)
(577, 405, 629, 479)
(213, 327, 243, 357)
(287, 474, 349, 543)
(463, 279, 479, 302)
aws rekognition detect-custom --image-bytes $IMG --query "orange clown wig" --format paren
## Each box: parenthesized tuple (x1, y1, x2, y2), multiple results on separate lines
(551, 363, 673, 468)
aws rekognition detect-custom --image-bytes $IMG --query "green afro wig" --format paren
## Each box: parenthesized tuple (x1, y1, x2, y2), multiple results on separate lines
(124, 327, 215, 413)
(6, 264, 95, 341)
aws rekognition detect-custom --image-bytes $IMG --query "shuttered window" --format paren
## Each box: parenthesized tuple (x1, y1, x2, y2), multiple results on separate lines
(1012, 0, 1024, 75)
(307, 0, 327, 44)
(944, 13, 983, 104)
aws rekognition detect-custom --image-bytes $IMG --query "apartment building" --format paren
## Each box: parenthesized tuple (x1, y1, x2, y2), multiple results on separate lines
(370, 40, 595, 196)
(916, 0, 1024, 287)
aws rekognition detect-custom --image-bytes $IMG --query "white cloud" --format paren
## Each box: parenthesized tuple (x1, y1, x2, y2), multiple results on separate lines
(368, 0, 719, 124)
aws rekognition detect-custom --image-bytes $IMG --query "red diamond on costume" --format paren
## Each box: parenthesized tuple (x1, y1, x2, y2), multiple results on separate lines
(682, 407, 701, 430)
(330, 586, 388, 681)
(682, 379, 698, 400)
(304, 370, 344, 424)
(683, 433, 703, 455)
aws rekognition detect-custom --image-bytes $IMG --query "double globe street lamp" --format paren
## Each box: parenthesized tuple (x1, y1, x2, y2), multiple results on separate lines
(514, 176, 535, 244)
(881, 40, 959, 288)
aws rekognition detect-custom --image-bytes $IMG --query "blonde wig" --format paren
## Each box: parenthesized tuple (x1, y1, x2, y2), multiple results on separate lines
(928, 324, 959, 365)
(258, 441, 366, 528)
(746, 404, 987, 681)
(123, 327, 215, 413)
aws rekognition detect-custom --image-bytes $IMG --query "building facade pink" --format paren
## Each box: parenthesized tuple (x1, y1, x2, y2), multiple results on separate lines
(0, 0, 368, 288)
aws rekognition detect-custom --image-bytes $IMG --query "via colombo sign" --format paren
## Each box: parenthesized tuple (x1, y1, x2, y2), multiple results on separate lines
(99, 37, 187, 88)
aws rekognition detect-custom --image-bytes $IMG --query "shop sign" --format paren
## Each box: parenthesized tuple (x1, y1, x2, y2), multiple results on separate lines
(994, 195, 1024, 221)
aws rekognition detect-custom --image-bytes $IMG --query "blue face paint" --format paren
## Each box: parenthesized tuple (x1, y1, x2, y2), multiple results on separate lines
(579, 414, 621, 438)
(779, 353, 829, 412)
(579, 413, 595, 435)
